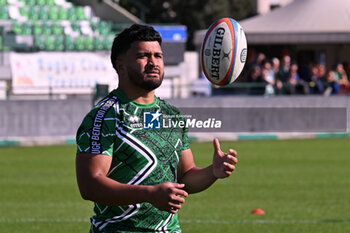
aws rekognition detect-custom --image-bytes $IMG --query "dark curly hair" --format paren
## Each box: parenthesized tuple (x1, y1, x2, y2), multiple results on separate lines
(110, 24, 162, 72)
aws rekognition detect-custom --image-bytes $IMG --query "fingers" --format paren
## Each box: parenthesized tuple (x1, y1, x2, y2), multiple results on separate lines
(225, 154, 237, 169)
(159, 182, 188, 213)
(169, 205, 180, 214)
(226, 149, 238, 168)
(168, 194, 186, 213)
(213, 138, 221, 153)
(212, 140, 239, 178)
(224, 161, 235, 172)
(173, 183, 188, 197)
(171, 193, 186, 204)
(226, 154, 238, 165)
(221, 154, 238, 177)
(229, 149, 237, 157)
(169, 188, 187, 205)
(214, 139, 237, 158)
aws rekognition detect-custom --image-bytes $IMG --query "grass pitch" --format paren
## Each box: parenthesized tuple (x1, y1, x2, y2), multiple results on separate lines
(0, 138, 350, 233)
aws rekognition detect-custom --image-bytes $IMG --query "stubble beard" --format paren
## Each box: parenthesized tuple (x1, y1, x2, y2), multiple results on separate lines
(127, 68, 164, 91)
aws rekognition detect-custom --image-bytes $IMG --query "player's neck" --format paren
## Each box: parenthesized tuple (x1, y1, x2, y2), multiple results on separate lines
(133, 91, 155, 105)
(118, 83, 155, 105)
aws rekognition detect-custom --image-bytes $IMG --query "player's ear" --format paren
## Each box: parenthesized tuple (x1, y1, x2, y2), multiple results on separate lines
(115, 59, 125, 74)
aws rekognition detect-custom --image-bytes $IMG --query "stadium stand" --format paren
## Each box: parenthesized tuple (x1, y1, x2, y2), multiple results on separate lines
(0, 0, 120, 51)
(0, 0, 186, 100)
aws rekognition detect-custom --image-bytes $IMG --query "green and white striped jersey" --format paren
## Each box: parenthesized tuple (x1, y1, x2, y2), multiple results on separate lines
(76, 89, 189, 233)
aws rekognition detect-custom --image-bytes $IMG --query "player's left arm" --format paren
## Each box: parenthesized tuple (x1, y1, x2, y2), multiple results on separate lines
(177, 138, 238, 194)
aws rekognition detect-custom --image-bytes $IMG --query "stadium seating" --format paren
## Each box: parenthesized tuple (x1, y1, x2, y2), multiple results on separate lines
(0, 0, 120, 51)
(0, 6, 9, 19)
(64, 35, 74, 50)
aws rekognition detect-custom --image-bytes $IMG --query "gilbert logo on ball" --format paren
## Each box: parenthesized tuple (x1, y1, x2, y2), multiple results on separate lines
(200, 17, 247, 86)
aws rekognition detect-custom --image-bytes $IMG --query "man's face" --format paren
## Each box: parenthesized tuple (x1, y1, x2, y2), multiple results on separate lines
(121, 41, 164, 91)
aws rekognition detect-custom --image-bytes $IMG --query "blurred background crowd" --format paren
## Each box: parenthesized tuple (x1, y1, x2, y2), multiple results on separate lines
(242, 52, 349, 96)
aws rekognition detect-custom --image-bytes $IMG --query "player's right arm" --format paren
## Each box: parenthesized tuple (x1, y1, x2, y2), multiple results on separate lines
(76, 153, 188, 214)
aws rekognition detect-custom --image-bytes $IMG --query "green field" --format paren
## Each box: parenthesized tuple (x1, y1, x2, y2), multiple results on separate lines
(1, 138, 350, 233)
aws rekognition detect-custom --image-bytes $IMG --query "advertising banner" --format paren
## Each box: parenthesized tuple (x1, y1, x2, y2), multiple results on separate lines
(10, 52, 117, 94)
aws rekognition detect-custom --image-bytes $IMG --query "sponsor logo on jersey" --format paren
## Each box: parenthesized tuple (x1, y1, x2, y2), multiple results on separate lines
(129, 115, 143, 128)
(90, 96, 118, 154)
(128, 115, 140, 123)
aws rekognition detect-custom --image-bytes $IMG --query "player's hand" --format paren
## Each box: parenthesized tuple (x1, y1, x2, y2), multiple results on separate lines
(149, 182, 188, 214)
(212, 138, 238, 178)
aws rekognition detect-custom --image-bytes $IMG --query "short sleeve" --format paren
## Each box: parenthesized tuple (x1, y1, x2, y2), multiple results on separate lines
(76, 104, 116, 157)
(169, 105, 190, 152)
(181, 125, 190, 151)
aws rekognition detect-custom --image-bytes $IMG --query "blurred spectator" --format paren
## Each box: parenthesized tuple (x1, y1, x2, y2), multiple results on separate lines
(262, 60, 274, 82)
(261, 59, 282, 95)
(324, 70, 340, 95)
(261, 60, 275, 95)
(278, 55, 291, 82)
(247, 65, 266, 95)
(271, 57, 283, 94)
(283, 63, 309, 95)
(317, 63, 327, 81)
(242, 51, 265, 83)
(334, 63, 349, 93)
(261, 66, 274, 95)
(254, 52, 266, 69)
(300, 61, 314, 82)
(271, 57, 280, 78)
(245, 52, 266, 76)
(309, 64, 324, 94)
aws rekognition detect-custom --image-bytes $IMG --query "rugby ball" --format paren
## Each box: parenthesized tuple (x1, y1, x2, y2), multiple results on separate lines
(200, 18, 247, 86)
